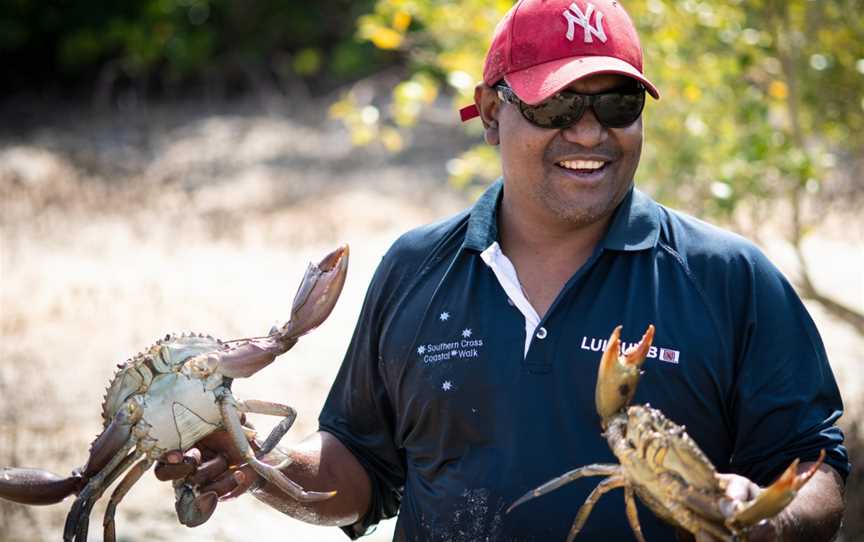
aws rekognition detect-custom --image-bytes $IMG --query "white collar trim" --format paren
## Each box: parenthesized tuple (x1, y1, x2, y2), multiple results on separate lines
(480, 242, 540, 358)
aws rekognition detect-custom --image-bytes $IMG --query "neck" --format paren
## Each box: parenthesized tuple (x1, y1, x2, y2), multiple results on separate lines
(497, 194, 614, 318)
(498, 196, 611, 266)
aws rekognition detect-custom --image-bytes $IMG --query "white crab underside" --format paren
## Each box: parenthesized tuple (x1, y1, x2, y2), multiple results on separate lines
(138, 373, 223, 452)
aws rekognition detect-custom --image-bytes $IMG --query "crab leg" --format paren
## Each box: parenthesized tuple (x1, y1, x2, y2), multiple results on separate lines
(61, 402, 145, 540)
(727, 450, 826, 530)
(566, 474, 627, 542)
(237, 400, 298, 455)
(507, 464, 620, 513)
(623, 486, 647, 542)
(660, 471, 734, 541)
(219, 395, 336, 502)
(0, 402, 141, 507)
(103, 458, 153, 542)
(81, 402, 142, 477)
(64, 445, 141, 542)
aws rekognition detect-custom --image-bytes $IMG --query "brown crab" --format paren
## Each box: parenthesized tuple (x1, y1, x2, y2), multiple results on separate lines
(508, 324, 824, 542)
(0, 245, 349, 542)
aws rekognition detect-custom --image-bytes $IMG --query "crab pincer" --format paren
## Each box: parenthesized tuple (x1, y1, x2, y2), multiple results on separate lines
(199, 245, 350, 379)
(595, 324, 655, 422)
(725, 449, 826, 531)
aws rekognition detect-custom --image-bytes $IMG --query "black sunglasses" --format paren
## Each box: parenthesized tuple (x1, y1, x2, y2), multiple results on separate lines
(495, 82, 646, 129)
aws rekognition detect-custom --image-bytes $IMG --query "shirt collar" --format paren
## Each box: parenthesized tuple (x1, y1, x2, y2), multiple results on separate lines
(463, 179, 503, 252)
(602, 186, 661, 251)
(462, 178, 660, 253)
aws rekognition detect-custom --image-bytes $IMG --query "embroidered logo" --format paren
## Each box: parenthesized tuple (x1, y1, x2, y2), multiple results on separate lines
(659, 348, 680, 364)
(579, 335, 682, 364)
(417, 327, 486, 364)
(562, 2, 607, 44)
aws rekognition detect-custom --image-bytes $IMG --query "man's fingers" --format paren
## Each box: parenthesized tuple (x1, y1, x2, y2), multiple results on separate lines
(716, 473, 762, 519)
(728, 479, 754, 501)
(221, 467, 260, 500)
(189, 454, 230, 486)
(195, 431, 246, 465)
(198, 470, 240, 497)
(182, 448, 203, 469)
(153, 448, 204, 481)
(161, 450, 184, 464)
(154, 456, 196, 481)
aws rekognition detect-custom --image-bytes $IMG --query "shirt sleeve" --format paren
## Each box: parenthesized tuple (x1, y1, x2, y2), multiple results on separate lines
(318, 252, 406, 539)
(727, 249, 850, 485)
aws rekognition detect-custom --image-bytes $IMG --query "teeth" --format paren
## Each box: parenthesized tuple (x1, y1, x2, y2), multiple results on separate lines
(558, 160, 605, 170)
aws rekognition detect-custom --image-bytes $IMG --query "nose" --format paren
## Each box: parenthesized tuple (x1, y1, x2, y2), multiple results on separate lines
(560, 108, 605, 147)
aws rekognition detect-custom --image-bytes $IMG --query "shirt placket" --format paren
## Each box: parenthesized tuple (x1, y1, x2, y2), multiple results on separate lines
(480, 242, 553, 374)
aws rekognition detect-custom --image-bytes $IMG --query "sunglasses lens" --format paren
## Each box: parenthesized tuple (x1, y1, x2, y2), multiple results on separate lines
(520, 94, 587, 129)
(593, 91, 645, 127)
(513, 87, 646, 129)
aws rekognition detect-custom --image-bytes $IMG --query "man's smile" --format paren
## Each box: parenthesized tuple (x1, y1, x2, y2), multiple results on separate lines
(553, 157, 613, 183)
(557, 159, 606, 171)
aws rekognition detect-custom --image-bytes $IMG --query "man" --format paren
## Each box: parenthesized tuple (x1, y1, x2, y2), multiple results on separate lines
(156, 0, 849, 540)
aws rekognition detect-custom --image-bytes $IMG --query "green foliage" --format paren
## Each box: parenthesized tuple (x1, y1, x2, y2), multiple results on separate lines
(339, 0, 864, 232)
(1, 0, 385, 92)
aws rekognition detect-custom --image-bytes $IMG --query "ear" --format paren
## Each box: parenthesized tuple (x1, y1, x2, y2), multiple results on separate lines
(474, 84, 500, 146)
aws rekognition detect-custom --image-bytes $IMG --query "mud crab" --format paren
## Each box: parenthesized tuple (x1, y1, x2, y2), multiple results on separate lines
(508, 325, 824, 542)
(0, 245, 349, 542)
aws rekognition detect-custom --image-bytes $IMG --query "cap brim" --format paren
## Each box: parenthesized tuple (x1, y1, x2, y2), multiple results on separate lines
(505, 55, 660, 104)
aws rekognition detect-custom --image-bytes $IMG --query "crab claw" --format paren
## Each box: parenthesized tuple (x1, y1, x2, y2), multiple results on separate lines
(595, 325, 655, 422)
(280, 244, 349, 340)
(727, 449, 826, 530)
(0, 468, 84, 505)
(175, 483, 219, 527)
(202, 245, 349, 380)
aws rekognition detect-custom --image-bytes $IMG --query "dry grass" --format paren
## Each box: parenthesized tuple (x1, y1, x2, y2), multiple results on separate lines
(0, 100, 860, 541)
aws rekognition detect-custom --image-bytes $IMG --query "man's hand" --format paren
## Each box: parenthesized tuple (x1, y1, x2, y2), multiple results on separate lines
(716, 472, 779, 542)
(675, 473, 776, 542)
(153, 431, 261, 526)
(153, 430, 373, 529)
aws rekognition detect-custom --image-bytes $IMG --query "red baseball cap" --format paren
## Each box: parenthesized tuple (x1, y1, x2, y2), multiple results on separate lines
(460, 0, 660, 122)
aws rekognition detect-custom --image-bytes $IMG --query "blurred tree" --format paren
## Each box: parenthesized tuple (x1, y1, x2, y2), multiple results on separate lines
(0, 0, 392, 101)
(334, 0, 864, 334)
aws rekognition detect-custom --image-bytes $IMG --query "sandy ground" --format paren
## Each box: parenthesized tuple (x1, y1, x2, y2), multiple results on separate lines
(0, 100, 860, 541)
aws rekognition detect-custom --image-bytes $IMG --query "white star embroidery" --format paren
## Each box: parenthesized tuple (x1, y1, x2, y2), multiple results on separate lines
(439, 311, 450, 321)
(417, 345, 426, 355)
(442, 380, 453, 391)
(462, 328, 472, 338)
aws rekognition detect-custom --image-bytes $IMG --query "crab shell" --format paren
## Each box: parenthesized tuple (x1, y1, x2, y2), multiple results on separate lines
(604, 403, 729, 536)
(101, 334, 229, 457)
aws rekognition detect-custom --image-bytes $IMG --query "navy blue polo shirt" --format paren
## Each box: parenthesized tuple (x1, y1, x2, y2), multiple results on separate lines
(319, 180, 849, 542)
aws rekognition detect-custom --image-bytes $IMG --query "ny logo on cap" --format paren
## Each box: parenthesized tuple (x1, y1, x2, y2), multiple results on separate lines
(562, 2, 607, 44)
